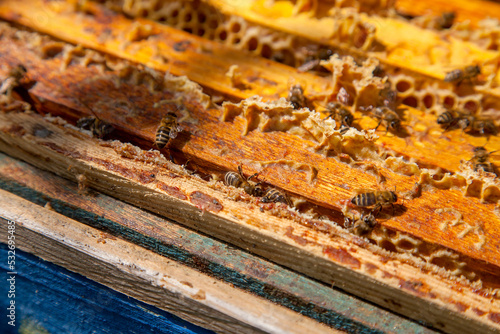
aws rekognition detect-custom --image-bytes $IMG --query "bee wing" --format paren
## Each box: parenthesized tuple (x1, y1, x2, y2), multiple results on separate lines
(297, 59, 320, 72)
(169, 126, 179, 139)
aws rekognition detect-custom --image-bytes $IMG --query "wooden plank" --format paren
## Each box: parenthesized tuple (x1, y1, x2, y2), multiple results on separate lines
(0, 0, 331, 102)
(0, 24, 498, 278)
(0, 152, 435, 333)
(395, 0, 500, 26)
(0, 189, 338, 334)
(1, 4, 499, 175)
(205, 0, 500, 93)
(0, 108, 498, 333)
(0, 243, 215, 334)
(0, 3, 499, 333)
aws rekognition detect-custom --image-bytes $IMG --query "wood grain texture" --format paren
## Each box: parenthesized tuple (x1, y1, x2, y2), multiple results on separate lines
(0, 243, 215, 334)
(0, 190, 339, 334)
(207, 0, 500, 97)
(0, 1, 499, 174)
(0, 109, 498, 333)
(0, 1, 499, 333)
(0, 27, 498, 275)
(0, 0, 331, 102)
(0, 152, 436, 333)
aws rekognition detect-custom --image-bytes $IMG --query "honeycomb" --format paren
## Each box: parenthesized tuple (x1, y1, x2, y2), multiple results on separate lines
(97, 0, 306, 66)
(389, 74, 484, 114)
(94, 0, 500, 119)
(3, 2, 500, 301)
(221, 95, 385, 162)
(369, 226, 475, 279)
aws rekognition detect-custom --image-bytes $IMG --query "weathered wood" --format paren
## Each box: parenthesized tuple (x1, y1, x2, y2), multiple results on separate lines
(0, 189, 339, 334)
(0, 110, 498, 333)
(1, 2, 499, 175)
(0, 0, 331, 102)
(0, 152, 436, 333)
(0, 244, 216, 334)
(0, 26, 498, 278)
(0, 1, 499, 333)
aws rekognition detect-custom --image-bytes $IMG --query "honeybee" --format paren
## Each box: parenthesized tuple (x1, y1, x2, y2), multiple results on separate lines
(466, 117, 498, 136)
(470, 147, 496, 174)
(297, 46, 333, 72)
(368, 106, 402, 133)
(372, 65, 385, 78)
(261, 188, 292, 207)
(224, 165, 263, 196)
(378, 86, 398, 110)
(77, 117, 114, 139)
(325, 102, 354, 129)
(155, 112, 181, 149)
(437, 12, 456, 30)
(76, 100, 114, 139)
(344, 213, 377, 236)
(351, 190, 398, 215)
(288, 84, 306, 109)
(437, 110, 470, 131)
(444, 65, 481, 85)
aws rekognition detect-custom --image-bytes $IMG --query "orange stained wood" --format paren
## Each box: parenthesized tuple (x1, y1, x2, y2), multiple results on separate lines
(206, 0, 500, 95)
(0, 0, 331, 102)
(395, 0, 500, 27)
(0, 33, 499, 272)
(0, 0, 499, 174)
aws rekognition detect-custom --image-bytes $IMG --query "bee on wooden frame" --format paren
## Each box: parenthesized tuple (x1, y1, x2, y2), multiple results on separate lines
(437, 110, 470, 131)
(155, 112, 182, 149)
(261, 188, 292, 207)
(444, 65, 481, 86)
(224, 165, 263, 196)
(344, 213, 377, 236)
(325, 102, 354, 132)
(378, 86, 398, 111)
(436, 12, 456, 30)
(351, 189, 398, 216)
(362, 106, 402, 133)
(297, 46, 333, 73)
(288, 84, 306, 109)
(76, 101, 114, 139)
(470, 146, 497, 174)
(466, 117, 498, 137)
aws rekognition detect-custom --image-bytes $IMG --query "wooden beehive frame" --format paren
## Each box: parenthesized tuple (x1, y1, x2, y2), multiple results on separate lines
(0, 0, 499, 332)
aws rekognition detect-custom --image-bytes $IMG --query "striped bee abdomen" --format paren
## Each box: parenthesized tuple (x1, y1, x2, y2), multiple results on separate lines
(261, 189, 291, 206)
(437, 111, 453, 125)
(155, 113, 178, 149)
(351, 192, 376, 207)
(224, 172, 243, 188)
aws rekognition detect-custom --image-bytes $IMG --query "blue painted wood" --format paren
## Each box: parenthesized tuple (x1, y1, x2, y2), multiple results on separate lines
(0, 243, 215, 334)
